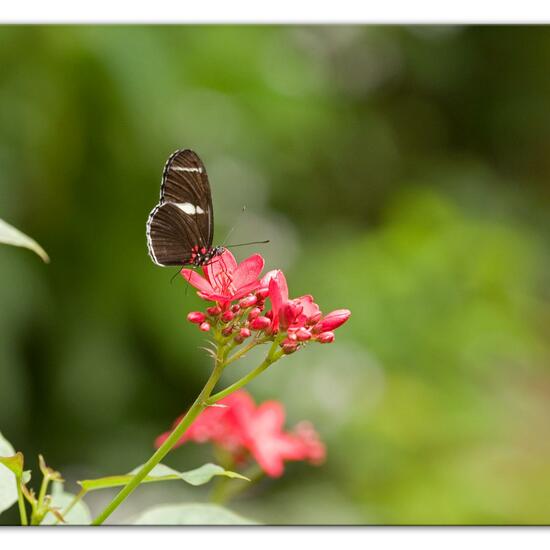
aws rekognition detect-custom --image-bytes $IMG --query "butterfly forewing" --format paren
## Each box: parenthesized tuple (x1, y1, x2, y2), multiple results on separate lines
(147, 149, 215, 267)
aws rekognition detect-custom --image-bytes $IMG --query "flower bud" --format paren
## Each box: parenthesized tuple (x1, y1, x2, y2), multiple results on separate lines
(234, 334, 245, 344)
(256, 287, 269, 300)
(231, 304, 241, 314)
(314, 309, 351, 332)
(222, 326, 234, 336)
(239, 327, 251, 339)
(265, 310, 273, 320)
(207, 306, 222, 316)
(187, 311, 206, 324)
(281, 339, 299, 354)
(221, 310, 234, 322)
(199, 321, 211, 332)
(250, 316, 271, 331)
(295, 327, 312, 341)
(248, 307, 261, 321)
(239, 295, 258, 308)
(317, 331, 335, 344)
(307, 311, 323, 326)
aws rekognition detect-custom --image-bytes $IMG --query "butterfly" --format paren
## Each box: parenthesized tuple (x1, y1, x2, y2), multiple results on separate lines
(146, 149, 224, 267)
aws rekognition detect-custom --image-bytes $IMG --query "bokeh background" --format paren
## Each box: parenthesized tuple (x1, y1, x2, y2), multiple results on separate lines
(1, 25, 550, 525)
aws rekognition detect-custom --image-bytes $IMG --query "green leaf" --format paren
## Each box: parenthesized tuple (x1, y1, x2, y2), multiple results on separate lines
(41, 482, 91, 525)
(0, 217, 49, 263)
(0, 432, 18, 515)
(79, 462, 248, 491)
(133, 503, 258, 525)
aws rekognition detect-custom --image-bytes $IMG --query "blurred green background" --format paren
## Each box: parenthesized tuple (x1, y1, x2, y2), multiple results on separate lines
(1, 25, 550, 525)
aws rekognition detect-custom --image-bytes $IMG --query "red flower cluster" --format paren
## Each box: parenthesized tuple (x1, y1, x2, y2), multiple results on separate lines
(155, 390, 325, 478)
(182, 250, 350, 352)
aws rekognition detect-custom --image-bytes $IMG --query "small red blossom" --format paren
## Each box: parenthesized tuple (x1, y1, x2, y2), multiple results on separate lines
(314, 309, 351, 333)
(187, 311, 206, 324)
(317, 331, 335, 344)
(181, 250, 264, 308)
(155, 390, 325, 478)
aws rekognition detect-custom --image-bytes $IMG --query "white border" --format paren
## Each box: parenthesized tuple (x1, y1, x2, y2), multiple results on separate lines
(2, 527, 550, 549)
(2, 0, 550, 23)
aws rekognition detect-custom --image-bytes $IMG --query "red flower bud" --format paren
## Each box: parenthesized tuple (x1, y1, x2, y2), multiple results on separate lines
(222, 326, 234, 336)
(281, 338, 299, 354)
(256, 287, 269, 300)
(199, 321, 211, 332)
(231, 304, 241, 313)
(207, 306, 222, 316)
(265, 310, 273, 320)
(221, 310, 234, 322)
(187, 311, 206, 324)
(250, 316, 271, 331)
(307, 311, 323, 326)
(239, 327, 251, 339)
(239, 295, 258, 308)
(314, 309, 351, 333)
(248, 307, 261, 321)
(234, 334, 245, 344)
(295, 327, 312, 341)
(317, 331, 335, 344)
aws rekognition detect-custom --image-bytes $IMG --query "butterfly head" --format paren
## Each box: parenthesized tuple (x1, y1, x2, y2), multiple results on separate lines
(190, 245, 225, 267)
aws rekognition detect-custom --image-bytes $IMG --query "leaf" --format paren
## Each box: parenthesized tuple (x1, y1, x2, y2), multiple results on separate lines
(79, 462, 248, 491)
(0, 217, 49, 262)
(0, 432, 18, 515)
(41, 483, 91, 525)
(133, 503, 258, 525)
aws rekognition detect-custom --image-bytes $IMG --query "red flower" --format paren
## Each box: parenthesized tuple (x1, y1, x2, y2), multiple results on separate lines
(154, 389, 325, 478)
(181, 250, 264, 308)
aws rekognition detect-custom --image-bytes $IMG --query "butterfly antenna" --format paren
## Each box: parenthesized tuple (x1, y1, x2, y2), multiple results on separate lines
(170, 268, 182, 284)
(225, 240, 270, 248)
(221, 205, 247, 247)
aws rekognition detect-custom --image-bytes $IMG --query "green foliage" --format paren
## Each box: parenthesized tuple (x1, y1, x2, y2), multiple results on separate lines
(133, 503, 257, 525)
(41, 483, 91, 525)
(79, 463, 248, 491)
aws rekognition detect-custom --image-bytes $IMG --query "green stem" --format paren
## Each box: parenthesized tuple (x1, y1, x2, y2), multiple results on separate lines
(55, 488, 87, 525)
(16, 479, 28, 526)
(37, 475, 50, 512)
(91, 345, 228, 525)
(207, 340, 283, 405)
(224, 337, 266, 367)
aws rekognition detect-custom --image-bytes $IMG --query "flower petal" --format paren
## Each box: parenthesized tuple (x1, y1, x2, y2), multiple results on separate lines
(181, 269, 215, 295)
(232, 254, 265, 289)
(204, 249, 237, 286)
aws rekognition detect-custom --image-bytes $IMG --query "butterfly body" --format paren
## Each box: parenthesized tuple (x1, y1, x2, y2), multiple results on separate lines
(146, 149, 223, 267)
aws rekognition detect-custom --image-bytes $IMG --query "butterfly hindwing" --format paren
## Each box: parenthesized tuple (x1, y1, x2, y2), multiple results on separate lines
(146, 202, 207, 266)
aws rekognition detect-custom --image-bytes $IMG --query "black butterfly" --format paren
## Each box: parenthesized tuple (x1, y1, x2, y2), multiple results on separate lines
(146, 149, 224, 267)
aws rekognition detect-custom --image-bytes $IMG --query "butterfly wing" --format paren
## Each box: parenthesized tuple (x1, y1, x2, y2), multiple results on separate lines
(159, 149, 214, 246)
(146, 203, 207, 266)
(146, 149, 214, 267)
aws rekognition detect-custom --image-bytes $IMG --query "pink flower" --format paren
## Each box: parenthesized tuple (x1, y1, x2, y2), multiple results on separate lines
(181, 250, 264, 308)
(154, 389, 325, 478)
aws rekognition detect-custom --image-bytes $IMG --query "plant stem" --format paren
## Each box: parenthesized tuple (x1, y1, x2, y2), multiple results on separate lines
(91, 346, 228, 525)
(224, 338, 266, 367)
(207, 340, 283, 405)
(16, 480, 28, 526)
(55, 487, 87, 525)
